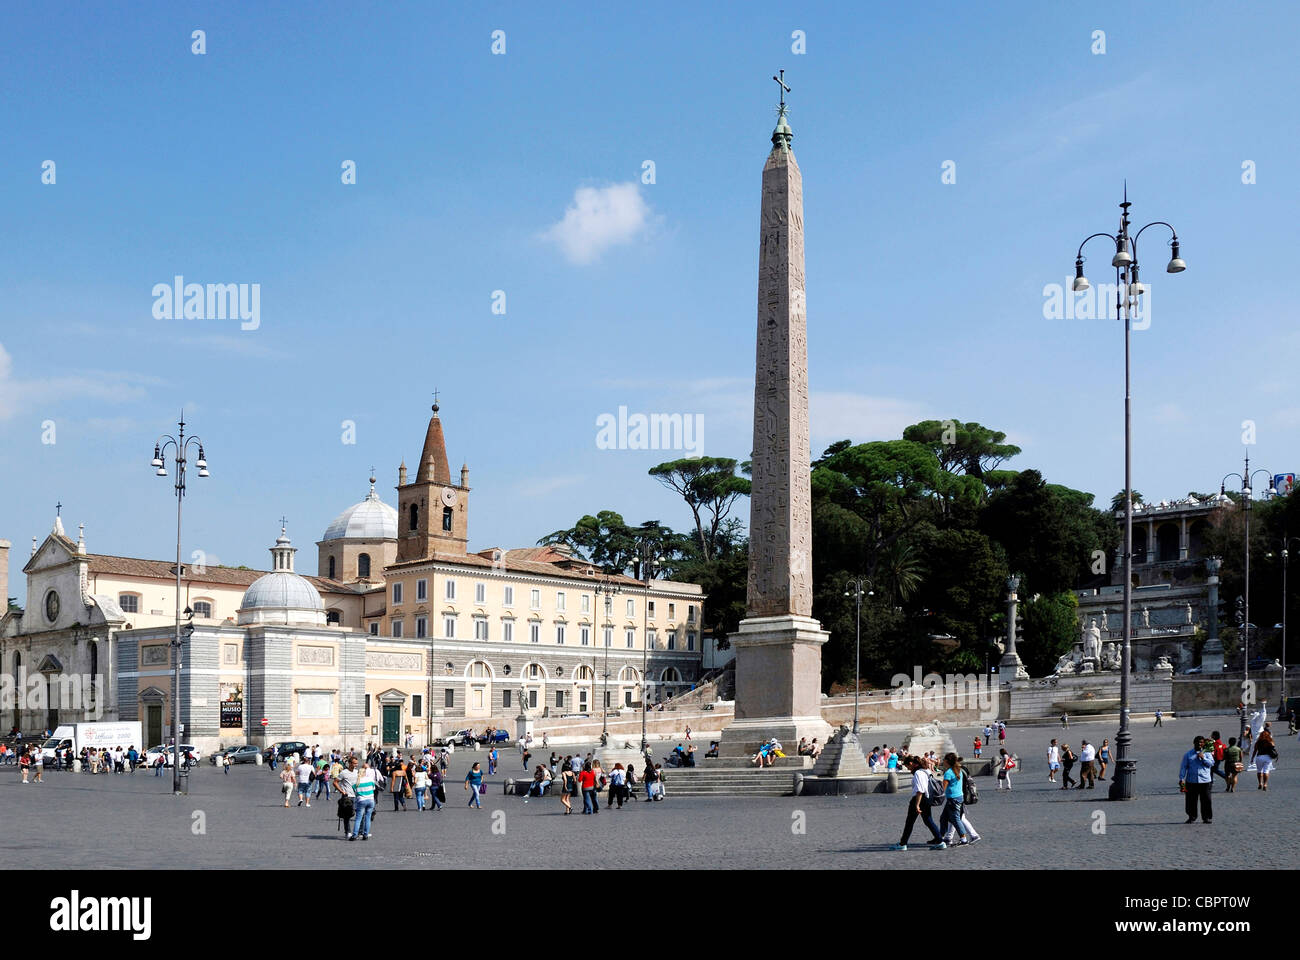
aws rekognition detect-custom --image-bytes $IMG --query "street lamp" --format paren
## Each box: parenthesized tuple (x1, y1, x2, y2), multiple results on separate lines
(594, 576, 622, 746)
(842, 578, 873, 734)
(1071, 186, 1185, 801)
(638, 538, 661, 755)
(1265, 534, 1299, 717)
(151, 414, 209, 794)
(1222, 454, 1274, 744)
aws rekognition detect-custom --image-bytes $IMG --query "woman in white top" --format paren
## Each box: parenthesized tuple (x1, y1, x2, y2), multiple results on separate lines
(412, 765, 430, 810)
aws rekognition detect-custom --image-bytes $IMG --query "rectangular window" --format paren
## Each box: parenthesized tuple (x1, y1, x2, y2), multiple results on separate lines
(556, 625, 565, 645)
(475, 582, 486, 604)
(364, 694, 371, 717)
(688, 605, 696, 623)
(580, 626, 590, 646)
(445, 689, 455, 709)
(391, 620, 403, 638)
(369, 622, 379, 636)
(504, 585, 514, 606)
(688, 631, 696, 651)
(119, 594, 139, 613)
(604, 627, 612, 648)
(625, 690, 633, 707)
(626, 629, 635, 649)
(646, 629, 656, 649)
(416, 578, 427, 601)
(445, 580, 457, 600)
(648, 601, 656, 618)
(503, 689, 512, 709)
(503, 621, 514, 643)
(530, 623, 540, 643)
(668, 602, 675, 619)
(475, 618, 488, 641)
(556, 591, 566, 611)
(556, 691, 565, 709)
(581, 594, 590, 613)
(415, 616, 427, 639)
(667, 631, 675, 651)
(626, 599, 635, 618)
(528, 689, 538, 709)
(392, 582, 403, 604)
(412, 694, 423, 718)
(444, 616, 456, 638)
(530, 589, 541, 610)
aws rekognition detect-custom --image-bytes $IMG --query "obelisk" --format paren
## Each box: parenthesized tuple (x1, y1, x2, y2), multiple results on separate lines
(721, 73, 832, 757)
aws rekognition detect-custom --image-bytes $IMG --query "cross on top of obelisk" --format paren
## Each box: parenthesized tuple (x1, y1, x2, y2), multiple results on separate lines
(770, 70, 794, 149)
(773, 69, 790, 111)
(432, 387, 440, 414)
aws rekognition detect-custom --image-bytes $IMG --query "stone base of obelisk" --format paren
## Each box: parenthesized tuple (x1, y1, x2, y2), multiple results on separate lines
(719, 614, 832, 758)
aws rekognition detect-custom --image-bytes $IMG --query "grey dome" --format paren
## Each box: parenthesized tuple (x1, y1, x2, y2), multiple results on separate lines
(322, 480, 397, 542)
(241, 572, 324, 613)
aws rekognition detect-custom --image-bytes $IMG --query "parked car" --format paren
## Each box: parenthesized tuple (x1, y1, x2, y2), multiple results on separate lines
(263, 741, 308, 762)
(210, 744, 261, 765)
(142, 744, 202, 767)
(476, 728, 511, 744)
(434, 729, 477, 748)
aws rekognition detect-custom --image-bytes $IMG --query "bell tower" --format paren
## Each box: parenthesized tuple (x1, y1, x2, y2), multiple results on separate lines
(396, 397, 469, 561)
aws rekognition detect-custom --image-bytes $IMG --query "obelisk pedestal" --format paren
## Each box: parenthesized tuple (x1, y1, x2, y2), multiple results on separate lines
(720, 78, 832, 759)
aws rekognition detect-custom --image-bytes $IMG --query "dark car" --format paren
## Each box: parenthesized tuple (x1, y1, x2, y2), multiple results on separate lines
(477, 728, 511, 744)
(263, 741, 308, 762)
(212, 744, 261, 765)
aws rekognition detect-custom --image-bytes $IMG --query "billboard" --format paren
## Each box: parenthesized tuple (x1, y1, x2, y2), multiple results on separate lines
(1274, 473, 1295, 497)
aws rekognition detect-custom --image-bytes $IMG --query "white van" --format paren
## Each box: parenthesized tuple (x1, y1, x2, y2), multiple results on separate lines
(40, 722, 144, 762)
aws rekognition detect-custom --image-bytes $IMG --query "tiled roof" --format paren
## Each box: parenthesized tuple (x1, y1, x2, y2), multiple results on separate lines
(387, 549, 694, 591)
(85, 554, 366, 596)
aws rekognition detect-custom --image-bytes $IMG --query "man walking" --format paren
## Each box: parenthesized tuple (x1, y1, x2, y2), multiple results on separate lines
(892, 756, 943, 851)
(349, 758, 377, 840)
(1047, 739, 1060, 783)
(1178, 736, 1213, 824)
(1154, 709, 1163, 727)
(1060, 712, 1069, 729)
(1077, 740, 1096, 789)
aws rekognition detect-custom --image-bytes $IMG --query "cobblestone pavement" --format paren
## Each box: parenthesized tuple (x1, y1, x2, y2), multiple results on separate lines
(2, 715, 1292, 869)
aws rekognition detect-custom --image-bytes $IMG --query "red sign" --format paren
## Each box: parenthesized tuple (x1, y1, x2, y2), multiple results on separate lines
(260, 717, 269, 726)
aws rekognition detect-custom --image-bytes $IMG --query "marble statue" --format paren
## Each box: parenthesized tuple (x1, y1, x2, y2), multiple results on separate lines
(1141, 607, 1150, 629)
(1083, 619, 1102, 660)
(1185, 602, 1194, 625)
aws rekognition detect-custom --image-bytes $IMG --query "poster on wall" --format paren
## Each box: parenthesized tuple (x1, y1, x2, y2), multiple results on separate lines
(219, 682, 243, 728)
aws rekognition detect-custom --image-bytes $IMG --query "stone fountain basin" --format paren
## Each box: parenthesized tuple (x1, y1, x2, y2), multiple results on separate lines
(1054, 699, 1121, 715)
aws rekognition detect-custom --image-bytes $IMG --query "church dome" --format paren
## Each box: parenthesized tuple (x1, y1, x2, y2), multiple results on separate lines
(238, 526, 327, 626)
(322, 478, 398, 542)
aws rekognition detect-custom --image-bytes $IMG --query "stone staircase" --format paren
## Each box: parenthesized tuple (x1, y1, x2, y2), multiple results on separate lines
(654, 755, 806, 797)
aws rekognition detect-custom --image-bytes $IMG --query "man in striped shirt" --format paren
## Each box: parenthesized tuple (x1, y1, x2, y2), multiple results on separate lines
(348, 758, 378, 840)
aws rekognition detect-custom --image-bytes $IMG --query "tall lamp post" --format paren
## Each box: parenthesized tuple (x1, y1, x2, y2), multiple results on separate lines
(151, 415, 209, 794)
(1265, 533, 1298, 717)
(1221, 454, 1274, 744)
(638, 539, 661, 755)
(594, 576, 621, 745)
(1071, 187, 1185, 800)
(842, 578, 873, 734)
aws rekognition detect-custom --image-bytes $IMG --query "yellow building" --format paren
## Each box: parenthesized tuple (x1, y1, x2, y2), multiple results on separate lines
(1, 401, 706, 750)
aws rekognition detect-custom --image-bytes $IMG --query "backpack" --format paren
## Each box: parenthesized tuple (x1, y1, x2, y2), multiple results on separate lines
(924, 772, 945, 804)
(962, 770, 979, 805)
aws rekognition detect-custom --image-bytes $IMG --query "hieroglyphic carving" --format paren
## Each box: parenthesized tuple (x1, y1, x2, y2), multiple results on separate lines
(747, 142, 813, 618)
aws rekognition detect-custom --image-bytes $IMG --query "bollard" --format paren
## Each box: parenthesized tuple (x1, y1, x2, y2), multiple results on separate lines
(72, 759, 82, 773)
(884, 770, 899, 794)
(792, 772, 804, 796)
(504, 777, 514, 795)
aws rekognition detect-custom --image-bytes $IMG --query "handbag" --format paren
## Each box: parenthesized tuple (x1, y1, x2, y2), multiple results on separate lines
(1234, 762, 1245, 772)
(478, 783, 487, 795)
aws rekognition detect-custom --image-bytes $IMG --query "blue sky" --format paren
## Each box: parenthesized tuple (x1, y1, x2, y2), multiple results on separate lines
(2, 2, 1297, 599)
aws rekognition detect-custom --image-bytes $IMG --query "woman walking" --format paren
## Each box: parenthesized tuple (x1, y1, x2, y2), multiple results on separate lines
(559, 762, 576, 814)
(280, 763, 295, 807)
(413, 762, 429, 810)
(1097, 738, 1111, 780)
(1223, 737, 1243, 792)
(1060, 743, 1077, 789)
(465, 761, 484, 809)
(996, 748, 1015, 790)
(1252, 723, 1278, 790)
(428, 763, 445, 810)
(608, 763, 627, 808)
(579, 760, 599, 814)
(643, 758, 658, 801)
(390, 759, 409, 811)
(938, 754, 970, 846)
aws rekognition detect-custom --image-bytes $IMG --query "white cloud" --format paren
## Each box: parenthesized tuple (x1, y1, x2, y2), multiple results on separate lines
(809, 392, 932, 447)
(542, 182, 651, 265)
(0, 340, 159, 421)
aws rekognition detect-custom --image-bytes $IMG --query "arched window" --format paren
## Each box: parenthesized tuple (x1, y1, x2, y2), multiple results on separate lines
(660, 667, 681, 683)
(192, 600, 213, 619)
(328, 556, 336, 579)
(358, 553, 371, 578)
(442, 506, 453, 532)
(409, 503, 419, 531)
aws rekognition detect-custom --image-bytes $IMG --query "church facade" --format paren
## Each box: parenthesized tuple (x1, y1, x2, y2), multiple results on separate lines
(0, 403, 706, 751)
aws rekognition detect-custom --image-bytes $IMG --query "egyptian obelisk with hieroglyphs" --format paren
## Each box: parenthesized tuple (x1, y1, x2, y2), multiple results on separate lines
(721, 73, 832, 756)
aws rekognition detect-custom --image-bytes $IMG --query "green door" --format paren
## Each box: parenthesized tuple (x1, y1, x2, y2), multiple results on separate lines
(146, 705, 163, 746)
(382, 705, 400, 745)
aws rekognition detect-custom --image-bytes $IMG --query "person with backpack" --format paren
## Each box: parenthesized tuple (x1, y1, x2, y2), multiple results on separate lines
(349, 758, 378, 840)
(942, 761, 982, 845)
(938, 754, 971, 846)
(1059, 743, 1077, 789)
(892, 755, 944, 851)
(1252, 723, 1278, 790)
(1222, 737, 1244, 792)
(996, 748, 1016, 790)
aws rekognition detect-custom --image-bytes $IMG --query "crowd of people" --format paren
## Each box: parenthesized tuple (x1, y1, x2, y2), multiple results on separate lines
(4, 741, 200, 782)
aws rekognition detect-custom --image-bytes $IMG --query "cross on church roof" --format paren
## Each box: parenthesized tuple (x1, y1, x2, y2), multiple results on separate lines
(279, 515, 288, 531)
(773, 69, 790, 109)
(432, 387, 440, 414)
(55, 501, 62, 517)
